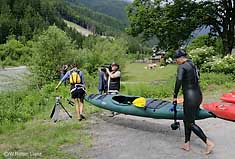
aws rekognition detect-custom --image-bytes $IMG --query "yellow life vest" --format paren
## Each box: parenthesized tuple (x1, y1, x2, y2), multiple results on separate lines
(69, 71, 81, 84)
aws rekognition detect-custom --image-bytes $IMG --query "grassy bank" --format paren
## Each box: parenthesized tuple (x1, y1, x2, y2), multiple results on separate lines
(0, 83, 100, 159)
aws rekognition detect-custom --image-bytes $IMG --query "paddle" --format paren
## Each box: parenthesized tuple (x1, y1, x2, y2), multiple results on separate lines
(132, 97, 146, 107)
(171, 100, 180, 130)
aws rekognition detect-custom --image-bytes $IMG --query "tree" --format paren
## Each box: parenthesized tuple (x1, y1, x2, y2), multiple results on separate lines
(199, 0, 235, 55)
(30, 25, 76, 85)
(127, 0, 235, 54)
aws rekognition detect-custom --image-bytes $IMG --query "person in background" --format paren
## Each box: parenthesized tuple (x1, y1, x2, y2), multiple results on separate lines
(56, 64, 86, 121)
(98, 68, 108, 94)
(60, 64, 68, 86)
(106, 62, 121, 116)
(173, 49, 214, 154)
(106, 62, 121, 94)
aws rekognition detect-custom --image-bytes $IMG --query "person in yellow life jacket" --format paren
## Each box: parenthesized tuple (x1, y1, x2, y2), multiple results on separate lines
(56, 64, 86, 121)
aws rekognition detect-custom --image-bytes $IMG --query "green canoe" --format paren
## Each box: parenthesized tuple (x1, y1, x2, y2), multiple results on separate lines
(85, 94, 215, 120)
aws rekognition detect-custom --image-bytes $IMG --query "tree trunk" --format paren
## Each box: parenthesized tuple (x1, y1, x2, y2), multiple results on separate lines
(221, 28, 235, 55)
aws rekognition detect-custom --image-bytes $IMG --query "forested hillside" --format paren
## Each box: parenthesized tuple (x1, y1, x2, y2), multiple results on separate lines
(0, 0, 128, 44)
(64, 3, 126, 35)
(0, 0, 67, 44)
(66, 0, 130, 26)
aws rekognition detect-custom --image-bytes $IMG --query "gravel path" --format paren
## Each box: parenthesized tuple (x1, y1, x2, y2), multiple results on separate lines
(86, 112, 235, 159)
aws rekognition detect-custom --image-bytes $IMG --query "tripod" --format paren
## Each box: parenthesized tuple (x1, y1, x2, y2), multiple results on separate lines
(50, 96, 72, 122)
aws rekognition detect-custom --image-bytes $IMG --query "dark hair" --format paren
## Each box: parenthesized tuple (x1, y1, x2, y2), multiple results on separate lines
(173, 49, 187, 59)
(72, 64, 78, 68)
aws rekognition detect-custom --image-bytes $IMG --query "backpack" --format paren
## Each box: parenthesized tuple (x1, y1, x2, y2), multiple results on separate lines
(69, 70, 81, 84)
(186, 62, 200, 82)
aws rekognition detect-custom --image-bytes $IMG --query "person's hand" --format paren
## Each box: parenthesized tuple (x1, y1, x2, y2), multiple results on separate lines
(173, 98, 177, 105)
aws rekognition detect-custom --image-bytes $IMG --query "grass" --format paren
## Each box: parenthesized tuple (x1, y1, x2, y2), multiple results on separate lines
(0, 84, 100, 159)
(0, 101, 100, 159)
(64, 19, 93, 37)
(122, 63, 177, 82)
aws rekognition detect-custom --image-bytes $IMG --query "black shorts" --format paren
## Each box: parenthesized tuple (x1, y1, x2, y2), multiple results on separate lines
(71, 88, 85, 99)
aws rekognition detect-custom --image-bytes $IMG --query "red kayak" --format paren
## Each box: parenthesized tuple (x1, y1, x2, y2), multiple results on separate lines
(203, 102, 235, 121)
(220, 92, 235, 103)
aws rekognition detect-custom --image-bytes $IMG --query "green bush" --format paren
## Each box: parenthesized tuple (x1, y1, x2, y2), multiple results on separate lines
(30, 25, 77, 85)
(0, 36, 31, 67)
(201, 55, 235, 74)
(76, 37, 128, 74)
(186, 35, 215, 51)
(0, 83, 58, 125)
(188, 46, 216, 67)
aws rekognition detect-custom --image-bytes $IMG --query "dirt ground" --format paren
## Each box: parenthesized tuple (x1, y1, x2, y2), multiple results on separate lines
(85, 111, 235, 159)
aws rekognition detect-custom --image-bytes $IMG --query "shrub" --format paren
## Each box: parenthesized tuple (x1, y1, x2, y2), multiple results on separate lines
(186, 35, 215, 51)
(0, 36, 31, 66)
(76, 37, 128, 74)
(30, 25, 77, 85)
(188, 46, 216, 67)
(201, 55, 235, 74)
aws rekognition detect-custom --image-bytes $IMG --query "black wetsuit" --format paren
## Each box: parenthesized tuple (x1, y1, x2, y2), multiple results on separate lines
(174, 60, 207, 143)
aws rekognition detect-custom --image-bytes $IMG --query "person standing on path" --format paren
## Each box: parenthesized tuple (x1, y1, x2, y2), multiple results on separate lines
(173, 49, 214, 154)
(56, 64, 86, 121)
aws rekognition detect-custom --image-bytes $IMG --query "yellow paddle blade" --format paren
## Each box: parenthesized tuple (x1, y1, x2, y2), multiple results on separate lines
(133, 97, 146, 107)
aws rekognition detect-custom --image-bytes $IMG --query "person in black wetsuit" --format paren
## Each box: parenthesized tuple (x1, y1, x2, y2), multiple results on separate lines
(173, 49, 214, 154)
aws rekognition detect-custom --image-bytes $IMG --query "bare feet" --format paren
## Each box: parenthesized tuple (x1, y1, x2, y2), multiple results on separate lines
(181, 142, 190, 151)
(205, 139, 215, 155)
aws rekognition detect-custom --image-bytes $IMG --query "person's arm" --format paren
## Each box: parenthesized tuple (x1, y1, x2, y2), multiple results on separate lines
(173, 65, 184, 100)
(106, 69, 120, 78)
(56, 71, 70, 89)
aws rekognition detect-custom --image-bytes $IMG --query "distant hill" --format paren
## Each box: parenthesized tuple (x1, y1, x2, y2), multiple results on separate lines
(66, 0, 130, 25)
(0, 0, 127, 44)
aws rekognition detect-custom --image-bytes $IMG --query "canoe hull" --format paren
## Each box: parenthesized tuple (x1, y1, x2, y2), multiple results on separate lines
(203, 102, 235, 121)
(220, 92, 235, 103)
(85, 94, 214, 120)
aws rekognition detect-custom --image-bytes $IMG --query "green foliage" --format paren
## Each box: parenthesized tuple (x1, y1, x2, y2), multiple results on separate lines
(186, 35, 215, 51)
(201, 55, 235, 74)
(30, 25, 77, 85)
(0, 0, 68, 44)
(76, 37, 128, 74)
(66, 4, 126, 35)
(0, 36, 31, 66)
(127, 0, 202, 49)
(127, 0, 235, 54)
(124, 81, 175, 99)
(199, 72, 234, 89)
(0, 87, 50, 124)
(67, 0, 129, 25)
(188, 46, 216, 67)
(214, 37, 224, 55)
